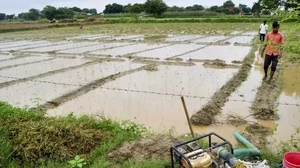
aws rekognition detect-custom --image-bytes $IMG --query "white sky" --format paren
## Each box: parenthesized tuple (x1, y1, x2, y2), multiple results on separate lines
(1, 0, 256, 15)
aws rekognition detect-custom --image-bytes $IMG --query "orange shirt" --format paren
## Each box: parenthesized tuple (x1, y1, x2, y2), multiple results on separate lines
(265, 32, 284, 56)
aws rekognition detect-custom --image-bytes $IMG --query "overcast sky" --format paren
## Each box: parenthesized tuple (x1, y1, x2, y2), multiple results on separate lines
(1, 0, 256, 15)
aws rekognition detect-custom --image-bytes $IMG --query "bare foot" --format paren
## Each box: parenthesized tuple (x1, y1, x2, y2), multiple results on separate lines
(263, 76, 267, 81)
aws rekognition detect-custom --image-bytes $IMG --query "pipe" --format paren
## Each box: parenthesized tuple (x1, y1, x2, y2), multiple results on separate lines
(233, 131, 257, 149)
(233, 130, 261, 158)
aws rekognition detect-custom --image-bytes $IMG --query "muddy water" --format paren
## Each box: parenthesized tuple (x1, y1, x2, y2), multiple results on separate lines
(0, 58, 88, 83)
(0, 56, 50, 68)
(38, 61, 144, 85)
(66, 34, 103, 40)
(0, 41, 49, 51)
(22, 42, 98, 52)
(59, 42, 132, 54)
(0, 41, 46, 49)
(134, 44, 204, 60)
(90, 43, 168, 57)
(112, 35, 144, 41)
(230, 31, 242, 35)
(194, 36, 227, 43)
(179, 45, 251, 64)
(0, 61, 144, 108)
(87, 35, 113, 40)
(0, 55, 14, 61)
(241, 32, 258, 36)
(165, 35, 204, 42)
(225, 36, 254, 45)
(47, 65, 238, 134)
(273, 66, 300, 141)
(0, 81, 78, 108)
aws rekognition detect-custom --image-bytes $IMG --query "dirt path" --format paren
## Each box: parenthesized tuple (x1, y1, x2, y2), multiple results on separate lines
(41, 65, 151, 110)
(251, 66, 283, 120)
(190, 44, 258, 126)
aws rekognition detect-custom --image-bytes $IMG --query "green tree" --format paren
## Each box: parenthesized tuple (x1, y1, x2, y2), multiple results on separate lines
(5, 14, 15, 20)
(252, 1, 262, 14)
(71, 7, 82, 12)
(0, 13, 6, 20)
(210, 5, 219, 12)
(144, 0, 168, 17)
(239, 4, 251, 14)
(223, 0, 235, 8)
(126, 3, 144, 13)
(168, 6, 185, 12)
(82, 8, 90, 13)
(42, 6, 57, 20)
(261, 0, 283, 10)
(283, 0, 300, 10)
(55, 7, 74, 19)
(104, 3, 124, 14)
(89, 8, 97, 15)
(186, 4, 205, 11)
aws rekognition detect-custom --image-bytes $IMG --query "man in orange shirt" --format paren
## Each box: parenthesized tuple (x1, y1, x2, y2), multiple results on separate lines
(261, 21, 284, 83)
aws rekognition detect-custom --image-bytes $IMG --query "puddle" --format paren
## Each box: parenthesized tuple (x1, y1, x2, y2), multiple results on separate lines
(134, 44, 204, 60)
(165, 35, 204, 42)
(47, 65, 238, 134)
(225, 36, 254, 45)
(90, 43, 168, 57)
(0, 58, 88, 83)
(22, 42, 99, 52)
(194, 36, 227, 43)
(38, 61, 144, 85)
(59, 42, 132, 54)
(0, 56, 50, 68)
(179, 45, 251, 64)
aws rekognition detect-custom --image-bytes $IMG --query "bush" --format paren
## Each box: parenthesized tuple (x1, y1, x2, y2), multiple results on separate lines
(0, 102, 109, 165)
(162, 11, 220, 18)
(0, 132, 13, 167)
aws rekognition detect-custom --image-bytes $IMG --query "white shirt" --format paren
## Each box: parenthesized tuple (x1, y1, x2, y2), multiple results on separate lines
(260, 24, 268, 34)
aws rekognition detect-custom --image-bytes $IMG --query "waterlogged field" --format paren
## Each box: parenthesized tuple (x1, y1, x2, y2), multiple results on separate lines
(0, 23, 299, 144)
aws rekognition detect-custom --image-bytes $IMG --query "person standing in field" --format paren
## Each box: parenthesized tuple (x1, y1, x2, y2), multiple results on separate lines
(261, 21, 284, 83)
(259, 21, 268, 42)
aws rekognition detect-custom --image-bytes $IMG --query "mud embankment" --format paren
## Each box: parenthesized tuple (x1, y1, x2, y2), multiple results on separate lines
(41, 64, 151, 110)
(0, 60, 103, 89)
(190, 44, 258, 126)
(251, 66, 283, 120)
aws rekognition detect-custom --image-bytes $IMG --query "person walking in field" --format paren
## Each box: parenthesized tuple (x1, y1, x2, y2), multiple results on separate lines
(259, 21, 268, 42)
(261, 21, 284, 83)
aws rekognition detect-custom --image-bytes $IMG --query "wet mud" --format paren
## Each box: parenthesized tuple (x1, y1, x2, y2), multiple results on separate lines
(0, 60, 100, 89)
(108, 136, 179, 162)
(132, 58, 195, 67)
(242, 123, 272, 149)
(190, 45, 258, 126)
(251, 67, 282, 120)
(0, 58, 54, 71)
(41, 65, 149, 110)
(203, 59, 240, 69)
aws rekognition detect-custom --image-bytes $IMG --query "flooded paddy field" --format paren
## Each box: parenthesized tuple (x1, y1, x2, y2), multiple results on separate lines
(0, 28, 299, 144)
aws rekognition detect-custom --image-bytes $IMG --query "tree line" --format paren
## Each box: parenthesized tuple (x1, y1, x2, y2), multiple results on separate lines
(0, 0, 299, 21)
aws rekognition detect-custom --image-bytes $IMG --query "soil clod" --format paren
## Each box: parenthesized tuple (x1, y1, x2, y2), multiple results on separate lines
(108, 135, 179, 162)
